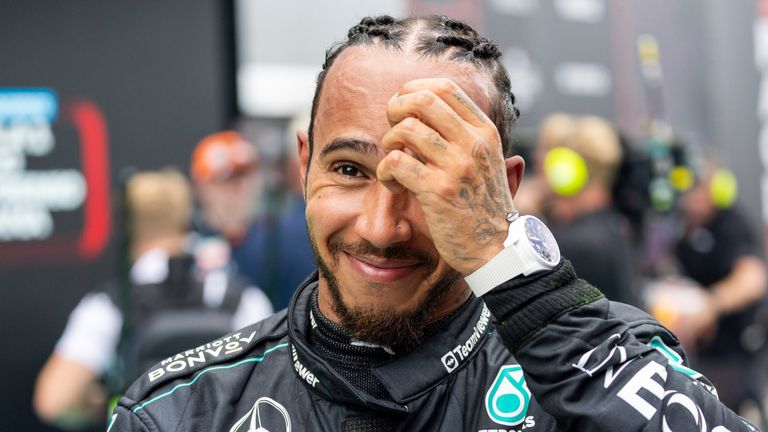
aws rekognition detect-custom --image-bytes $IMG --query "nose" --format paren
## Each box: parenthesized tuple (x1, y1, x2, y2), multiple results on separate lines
(354, 183, 412, 249)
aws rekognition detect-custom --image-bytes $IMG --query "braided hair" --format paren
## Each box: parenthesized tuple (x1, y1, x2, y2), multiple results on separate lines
(308, 15, 520, 162)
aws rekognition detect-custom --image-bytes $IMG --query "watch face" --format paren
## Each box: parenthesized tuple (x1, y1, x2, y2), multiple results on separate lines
(524, 217, 559, 264)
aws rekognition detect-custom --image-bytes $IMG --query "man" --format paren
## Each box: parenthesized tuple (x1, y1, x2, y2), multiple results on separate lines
(543, 116, 638, 306)
(673, 162, 766, 418)
(192, 131, 315, 308)
(192, 131, 263, 245)
(513, 113, 574, 217)
(34, 170, 272, 430)
(110, 16, 756, 431)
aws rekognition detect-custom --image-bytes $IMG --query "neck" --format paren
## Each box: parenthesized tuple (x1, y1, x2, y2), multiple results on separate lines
(312, 283, 473, 348)
(315, 269, 471, 349)
(316, 277, 472, 331)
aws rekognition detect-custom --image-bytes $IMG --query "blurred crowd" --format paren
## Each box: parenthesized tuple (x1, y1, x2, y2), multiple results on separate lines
(515, 113, 768, 426)
(33, 113, 768, 430)
(33, 128, 315, 430)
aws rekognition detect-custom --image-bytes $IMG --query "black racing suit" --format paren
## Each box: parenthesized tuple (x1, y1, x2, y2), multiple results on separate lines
(109, 262, 758, 431)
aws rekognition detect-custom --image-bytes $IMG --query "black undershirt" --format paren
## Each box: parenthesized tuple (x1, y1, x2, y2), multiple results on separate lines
(307, 287, 471, 401)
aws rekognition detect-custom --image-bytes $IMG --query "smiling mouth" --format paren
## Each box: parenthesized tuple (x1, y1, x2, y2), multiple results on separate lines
(344, 252, 422, 282)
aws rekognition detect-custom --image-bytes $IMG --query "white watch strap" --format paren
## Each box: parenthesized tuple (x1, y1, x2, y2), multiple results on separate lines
(465, 246, 525, 297)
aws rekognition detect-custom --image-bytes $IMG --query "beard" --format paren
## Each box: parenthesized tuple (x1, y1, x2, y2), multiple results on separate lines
(308, 228, 461, 348)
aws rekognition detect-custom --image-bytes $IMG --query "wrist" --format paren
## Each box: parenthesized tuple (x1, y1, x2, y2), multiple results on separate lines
(465, 214, 560, 297)
(457, 213, 516, 276)
(483, 260, 603, 351)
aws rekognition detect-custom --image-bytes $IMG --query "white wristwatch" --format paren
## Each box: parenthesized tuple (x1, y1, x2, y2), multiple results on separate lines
(465, 213, 560, 297)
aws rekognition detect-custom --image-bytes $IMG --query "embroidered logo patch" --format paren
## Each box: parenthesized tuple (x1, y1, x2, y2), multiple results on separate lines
(485, 365, 531, 426)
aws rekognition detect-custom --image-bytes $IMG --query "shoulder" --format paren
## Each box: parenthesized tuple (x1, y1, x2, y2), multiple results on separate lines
(119, 310, 289, 409)
(714, 208, 754, 238)
(69, 290, 120, 320)
(717, 208, 748, 224)
(605, 300, 670, 335)
(578, 298, 685, 356)
(530, 295, 678, 347)
(574, 296, 668, 331)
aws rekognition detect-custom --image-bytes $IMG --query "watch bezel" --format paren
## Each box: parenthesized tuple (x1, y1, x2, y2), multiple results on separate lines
(511, 215, 561, 271)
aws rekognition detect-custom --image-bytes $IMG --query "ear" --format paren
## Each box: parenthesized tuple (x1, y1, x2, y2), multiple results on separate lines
(505, 155, 525, 198)
(297, 128, 310, 198)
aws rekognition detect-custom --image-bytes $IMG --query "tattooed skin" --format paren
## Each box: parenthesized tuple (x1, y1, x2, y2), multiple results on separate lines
(453, 91, 489, 125)
(374, 72, 521, 275)
(473, 144, 505, 210)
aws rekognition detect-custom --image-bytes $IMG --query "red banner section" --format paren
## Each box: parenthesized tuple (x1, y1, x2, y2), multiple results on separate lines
(0, 91, 111, 265)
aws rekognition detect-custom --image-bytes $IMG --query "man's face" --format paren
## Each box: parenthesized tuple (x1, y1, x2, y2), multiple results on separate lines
(681, 179, 715, 228)
(196, 169, 261, 241)
(299, 47, 495, 346)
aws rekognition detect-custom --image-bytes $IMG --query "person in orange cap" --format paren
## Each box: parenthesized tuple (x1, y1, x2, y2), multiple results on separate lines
(191, 131, 262, 243)
(190, 130, 316, 309)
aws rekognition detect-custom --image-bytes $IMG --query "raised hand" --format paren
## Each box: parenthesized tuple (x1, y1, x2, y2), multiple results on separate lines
(377, 78, 522, 275)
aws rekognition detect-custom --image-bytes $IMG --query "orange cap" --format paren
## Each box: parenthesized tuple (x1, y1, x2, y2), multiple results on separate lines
(191, 131, 258, 182)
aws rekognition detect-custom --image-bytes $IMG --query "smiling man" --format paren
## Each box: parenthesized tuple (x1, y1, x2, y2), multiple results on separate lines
(110, 15, 757, 431)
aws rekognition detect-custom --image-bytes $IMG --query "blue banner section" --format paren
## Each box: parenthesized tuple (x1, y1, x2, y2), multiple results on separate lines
(0, 88, 58, 123)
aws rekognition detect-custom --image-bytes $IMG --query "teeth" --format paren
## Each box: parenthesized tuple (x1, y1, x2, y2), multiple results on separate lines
(354, 255, 415, 269)
(362, 259, 413, 269)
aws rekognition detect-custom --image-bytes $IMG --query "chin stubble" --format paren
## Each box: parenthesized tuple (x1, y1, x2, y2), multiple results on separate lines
(308, 226, 461, 348)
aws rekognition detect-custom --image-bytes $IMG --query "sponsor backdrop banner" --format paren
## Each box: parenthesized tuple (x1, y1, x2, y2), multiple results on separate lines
(0, 1, 235, 430)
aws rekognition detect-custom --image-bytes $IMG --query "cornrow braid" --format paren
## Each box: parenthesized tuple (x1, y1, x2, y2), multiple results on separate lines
(308, 14, 520, 167)
(441, 16, 478, 38)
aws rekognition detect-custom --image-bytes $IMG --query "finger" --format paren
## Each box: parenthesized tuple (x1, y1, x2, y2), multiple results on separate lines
(397, 78, 492, 127)
(377, 149, 440, 196)
(387, 89, 471, 143)
(381, 117, 453, 167)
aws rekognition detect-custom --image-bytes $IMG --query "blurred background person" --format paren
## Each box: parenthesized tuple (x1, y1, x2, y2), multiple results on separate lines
(541, 116, 639, 306)
(33, 170, 272, 431)
(191, 131, 264, 247)
(191, 130, 315, 310)
(655, 159, 767, 419)
(513, 113, 576, 217)
(269, 115, 317, 308)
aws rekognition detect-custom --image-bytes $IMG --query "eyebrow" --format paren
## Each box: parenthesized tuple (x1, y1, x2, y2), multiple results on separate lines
(318, 138, 380, 161)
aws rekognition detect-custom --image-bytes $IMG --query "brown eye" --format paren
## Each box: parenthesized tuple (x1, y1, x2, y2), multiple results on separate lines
(336, 164, 364, 177)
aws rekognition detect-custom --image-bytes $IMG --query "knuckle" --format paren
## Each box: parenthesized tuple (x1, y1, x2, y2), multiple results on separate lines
(434, 78, 456, 97)
(456, 159, 475, 177)
(380, 150, 401, 171)
(387, 149, 402, 164)
(398, 116, 420, 133)
(479, 124, 501, 143)
(436, 180, 455, 198)
(381, 130, 398, 151)
(428, 130, 444, 147)
(387, 95, 399, 113)
(375, 161, 389, 179)
(414, 90, 436, 106)
(489, 128, 502, 143)
(473, 130, 497, 153)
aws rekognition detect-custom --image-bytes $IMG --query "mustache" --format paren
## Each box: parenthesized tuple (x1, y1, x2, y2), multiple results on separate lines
(328, 236, 435, 266)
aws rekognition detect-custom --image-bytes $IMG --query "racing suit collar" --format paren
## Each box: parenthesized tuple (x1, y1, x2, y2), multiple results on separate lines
(287, 273, 492, 411)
